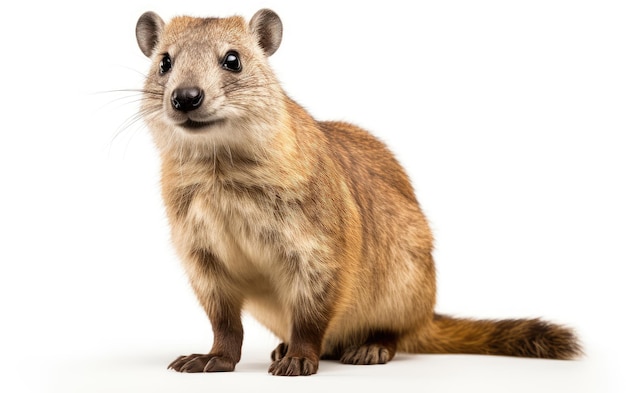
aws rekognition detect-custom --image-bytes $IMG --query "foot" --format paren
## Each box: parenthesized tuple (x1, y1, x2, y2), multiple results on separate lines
(269, 355, 318, 376)
(340, 344, 394, 365)
(168, 353, 236, 372)
(269, 342, 319, 376)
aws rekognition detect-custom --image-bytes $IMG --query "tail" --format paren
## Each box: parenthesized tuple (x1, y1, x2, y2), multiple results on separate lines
(402, 314, 582, 360)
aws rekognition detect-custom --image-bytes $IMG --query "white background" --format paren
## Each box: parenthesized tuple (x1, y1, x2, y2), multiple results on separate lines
(0, 0, 624, 392)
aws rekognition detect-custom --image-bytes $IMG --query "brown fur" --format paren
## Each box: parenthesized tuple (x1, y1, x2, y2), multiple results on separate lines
(134, 9, 582, 376)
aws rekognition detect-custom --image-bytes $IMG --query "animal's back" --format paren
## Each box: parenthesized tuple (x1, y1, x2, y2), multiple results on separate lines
(313, 120, 438, 355)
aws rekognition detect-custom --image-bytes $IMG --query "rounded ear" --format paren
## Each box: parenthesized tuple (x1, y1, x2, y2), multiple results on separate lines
(136, 11, 165, 58)
(249, 9, 283, 57)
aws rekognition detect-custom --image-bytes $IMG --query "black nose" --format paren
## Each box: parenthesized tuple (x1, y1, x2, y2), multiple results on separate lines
(171, 87, 204, 112)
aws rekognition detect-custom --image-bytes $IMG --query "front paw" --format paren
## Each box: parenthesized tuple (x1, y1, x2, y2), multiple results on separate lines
(168, 353, 236, 373)
(268, 356, 318, 376)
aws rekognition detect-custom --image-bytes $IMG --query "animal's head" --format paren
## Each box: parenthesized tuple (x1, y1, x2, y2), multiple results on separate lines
(136, 9, 284, 158)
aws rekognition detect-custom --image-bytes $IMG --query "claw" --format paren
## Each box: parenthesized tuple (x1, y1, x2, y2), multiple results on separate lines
(269, 356, 318, 376)
(168, 354, 236, 373)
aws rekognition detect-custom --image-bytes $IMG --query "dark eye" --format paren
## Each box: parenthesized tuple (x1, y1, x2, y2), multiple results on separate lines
(222, 51, 242, 72)
(159, 54, 172, 74)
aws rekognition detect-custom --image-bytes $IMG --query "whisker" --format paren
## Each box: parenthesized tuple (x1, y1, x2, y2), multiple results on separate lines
(107, 98, 160, 156)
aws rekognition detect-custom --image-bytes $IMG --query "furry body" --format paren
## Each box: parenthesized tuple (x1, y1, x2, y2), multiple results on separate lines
(135, 9, 581, 376)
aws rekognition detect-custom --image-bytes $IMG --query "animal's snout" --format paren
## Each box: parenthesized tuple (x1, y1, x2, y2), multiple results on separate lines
(171, 87, 204, 112)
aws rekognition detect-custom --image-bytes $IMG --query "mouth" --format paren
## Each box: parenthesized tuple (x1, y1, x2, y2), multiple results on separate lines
(179, 118, 226, 131)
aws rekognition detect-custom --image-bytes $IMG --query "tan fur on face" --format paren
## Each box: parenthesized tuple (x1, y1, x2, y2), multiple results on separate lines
(136, 9, 581, 376)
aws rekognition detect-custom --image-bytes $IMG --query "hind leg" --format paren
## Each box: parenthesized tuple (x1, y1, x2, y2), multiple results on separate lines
(339, 331, 398, 365)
